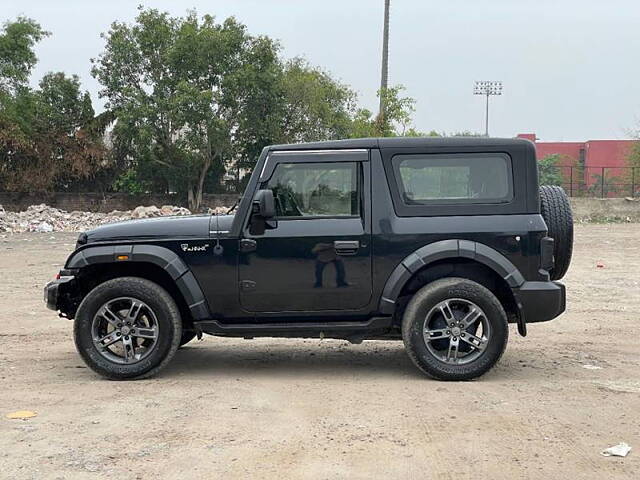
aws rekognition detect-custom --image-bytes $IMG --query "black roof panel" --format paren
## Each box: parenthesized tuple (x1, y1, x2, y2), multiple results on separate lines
(268, 137, 534, 151)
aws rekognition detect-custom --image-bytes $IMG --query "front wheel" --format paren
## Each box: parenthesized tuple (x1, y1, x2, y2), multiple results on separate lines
(74, 277, 182, 380)
(402, 277, 508, 381)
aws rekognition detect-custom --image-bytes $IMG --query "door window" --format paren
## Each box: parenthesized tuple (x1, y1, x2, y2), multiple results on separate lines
(265, 162, 360, 217)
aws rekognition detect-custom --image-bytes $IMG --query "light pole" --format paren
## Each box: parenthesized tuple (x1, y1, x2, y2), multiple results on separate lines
(473, 80, 503, 136)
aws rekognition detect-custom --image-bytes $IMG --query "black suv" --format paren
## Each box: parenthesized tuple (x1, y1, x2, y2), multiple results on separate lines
(45, 137, 572, 381)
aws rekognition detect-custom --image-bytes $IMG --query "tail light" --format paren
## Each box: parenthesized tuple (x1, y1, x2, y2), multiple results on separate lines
(540, 237, 555, 272)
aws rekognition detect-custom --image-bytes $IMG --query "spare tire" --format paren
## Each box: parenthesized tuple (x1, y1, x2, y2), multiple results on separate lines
(539, 185, 573, 280)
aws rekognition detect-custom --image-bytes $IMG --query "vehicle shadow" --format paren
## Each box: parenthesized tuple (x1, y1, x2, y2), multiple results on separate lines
(161, 340, 423, 380)
(161, 341, 534, 382)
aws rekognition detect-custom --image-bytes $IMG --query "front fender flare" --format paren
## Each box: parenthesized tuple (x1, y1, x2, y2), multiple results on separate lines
(379, 239, 525, 315)
(66, 244, 210, 320)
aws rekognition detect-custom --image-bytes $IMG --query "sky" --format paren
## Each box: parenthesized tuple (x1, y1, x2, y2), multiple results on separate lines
(4, 0, 640, 141)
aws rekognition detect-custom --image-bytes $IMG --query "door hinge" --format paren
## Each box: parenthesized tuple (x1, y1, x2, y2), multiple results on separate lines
(240, 280, 256, 291)
(239, 238, 257, 253)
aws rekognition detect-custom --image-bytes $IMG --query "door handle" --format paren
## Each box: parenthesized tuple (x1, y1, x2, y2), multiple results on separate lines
(334, 240, 359, 256)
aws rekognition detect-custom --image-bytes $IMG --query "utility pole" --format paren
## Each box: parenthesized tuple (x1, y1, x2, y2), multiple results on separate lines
(485, 93, 489, 137)
(378, 0, 390, 118)
(473, 80, 503, 136)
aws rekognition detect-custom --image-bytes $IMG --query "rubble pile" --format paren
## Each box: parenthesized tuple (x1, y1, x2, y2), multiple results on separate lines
(208, 206, 233, 215)
(0, 203, 201, 233)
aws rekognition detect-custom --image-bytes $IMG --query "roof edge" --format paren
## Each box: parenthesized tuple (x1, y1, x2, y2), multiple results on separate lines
(268, 137, 531, 151)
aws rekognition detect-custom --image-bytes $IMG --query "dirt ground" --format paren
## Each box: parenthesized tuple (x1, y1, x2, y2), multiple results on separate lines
(1, 224, 639, 479)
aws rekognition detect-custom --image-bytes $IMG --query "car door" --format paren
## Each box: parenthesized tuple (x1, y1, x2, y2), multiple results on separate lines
(239, 150, 372, 313)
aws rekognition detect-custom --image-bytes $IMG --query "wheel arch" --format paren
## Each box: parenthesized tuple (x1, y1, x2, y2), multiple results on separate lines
(379, 240, 523, 321)
(66, 244, 210, 322)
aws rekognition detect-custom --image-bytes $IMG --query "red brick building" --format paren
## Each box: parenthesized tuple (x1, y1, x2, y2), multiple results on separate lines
(517, 133, 637, 196)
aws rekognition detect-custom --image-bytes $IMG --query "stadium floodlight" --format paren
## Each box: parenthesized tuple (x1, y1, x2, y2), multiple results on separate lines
(473, 80, 503, 136)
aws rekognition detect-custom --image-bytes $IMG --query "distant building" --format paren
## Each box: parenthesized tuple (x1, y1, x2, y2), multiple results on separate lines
(517, 133, 637, 196)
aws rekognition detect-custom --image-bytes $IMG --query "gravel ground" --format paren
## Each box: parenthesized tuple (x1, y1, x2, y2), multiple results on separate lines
(1, 224, 639, 479)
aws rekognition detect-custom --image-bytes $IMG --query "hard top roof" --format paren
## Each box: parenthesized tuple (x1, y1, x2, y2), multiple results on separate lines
(268, 136, 534, 151)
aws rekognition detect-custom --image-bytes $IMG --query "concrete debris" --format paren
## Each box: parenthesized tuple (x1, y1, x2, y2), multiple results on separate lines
(130, 205, 192, 218)
(0, 203, 210, 233)
(208, 206, 231, 215)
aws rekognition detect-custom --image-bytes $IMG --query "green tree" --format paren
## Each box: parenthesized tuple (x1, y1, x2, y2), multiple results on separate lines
(94, 8, 365, 209)
(1, 73, 107, 191)
(0, 17, 49, 93)
(349, 85, 422, 138)
(451, 131, 483, 137)
(94, 8, 281, 210)
(538, 154, 565, 186)
(0, 19, 107, 192)
(628, 142, 640, 168)
(625, 136, 640, 196)
(587, 172, 623, 197)
(227, 57, 359, 182)
(37, 72, 94, 132)
(377, 85, 416, 135)
(0, 17, 48, 189)
(279, 58, 356, 143)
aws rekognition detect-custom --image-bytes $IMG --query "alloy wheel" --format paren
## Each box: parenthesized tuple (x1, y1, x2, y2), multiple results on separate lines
(422, 298, 491, 365)
(91, 297, 160, 364)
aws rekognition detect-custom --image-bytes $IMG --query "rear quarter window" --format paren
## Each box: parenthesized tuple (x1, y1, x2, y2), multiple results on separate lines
(393, 153, 513, 205)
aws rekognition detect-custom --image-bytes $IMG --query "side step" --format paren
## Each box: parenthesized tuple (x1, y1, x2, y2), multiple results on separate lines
(193, 317, 393, 342)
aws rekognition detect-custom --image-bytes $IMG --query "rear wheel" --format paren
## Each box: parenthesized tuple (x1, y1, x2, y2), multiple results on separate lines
(74, 277, 182, 380)
(402, 278, 508, 381)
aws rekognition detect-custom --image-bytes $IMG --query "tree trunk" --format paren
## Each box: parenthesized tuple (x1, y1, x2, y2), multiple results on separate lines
(187, 183, 196, 212)
(193, 157, 212, 213)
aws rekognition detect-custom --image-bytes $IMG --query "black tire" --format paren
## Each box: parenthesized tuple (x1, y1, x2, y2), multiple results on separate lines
(179, 331, 197, 347)
(539, 185, 573, 280)
(74, 277, 182, 380)
(402, 278, 508, 381)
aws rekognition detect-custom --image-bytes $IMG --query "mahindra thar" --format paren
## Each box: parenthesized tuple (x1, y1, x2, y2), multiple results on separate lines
(45, 137, 573, 381)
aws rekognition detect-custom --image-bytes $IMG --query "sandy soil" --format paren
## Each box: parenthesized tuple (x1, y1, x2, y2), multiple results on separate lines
(1, 224, 639, 479)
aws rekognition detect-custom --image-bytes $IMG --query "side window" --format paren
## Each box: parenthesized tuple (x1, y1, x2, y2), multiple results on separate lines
(266, 162, 360, 218)
(393, 153, 513, 204)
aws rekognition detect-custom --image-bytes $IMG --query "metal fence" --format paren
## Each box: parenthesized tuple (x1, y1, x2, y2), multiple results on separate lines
(552, 165, 638, 198)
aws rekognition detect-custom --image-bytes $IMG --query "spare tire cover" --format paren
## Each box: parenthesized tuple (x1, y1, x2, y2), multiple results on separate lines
(539, 185, 574, 280)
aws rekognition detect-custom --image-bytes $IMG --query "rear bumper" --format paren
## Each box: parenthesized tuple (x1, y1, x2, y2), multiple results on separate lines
(44, 276, 75, 311)
(513, 281, 566, 324)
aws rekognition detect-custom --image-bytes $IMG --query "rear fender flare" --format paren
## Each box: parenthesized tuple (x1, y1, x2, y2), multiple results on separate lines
(379, 239, 524, 315)
(66, 244, 210, 320)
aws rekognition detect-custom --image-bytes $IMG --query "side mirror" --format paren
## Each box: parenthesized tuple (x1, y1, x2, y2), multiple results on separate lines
(249, 189, 277, 236)
(252, 189, 275, 219)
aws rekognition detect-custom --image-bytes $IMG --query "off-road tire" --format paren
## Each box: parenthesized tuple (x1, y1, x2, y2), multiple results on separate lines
(539, 185, 573, 280)
(402, 278, 509, 381)
(74, 277, 182, 380)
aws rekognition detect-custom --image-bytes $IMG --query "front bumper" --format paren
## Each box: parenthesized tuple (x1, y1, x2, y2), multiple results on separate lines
(44, 276, 75, 311)
(513, 281, 566, 324)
